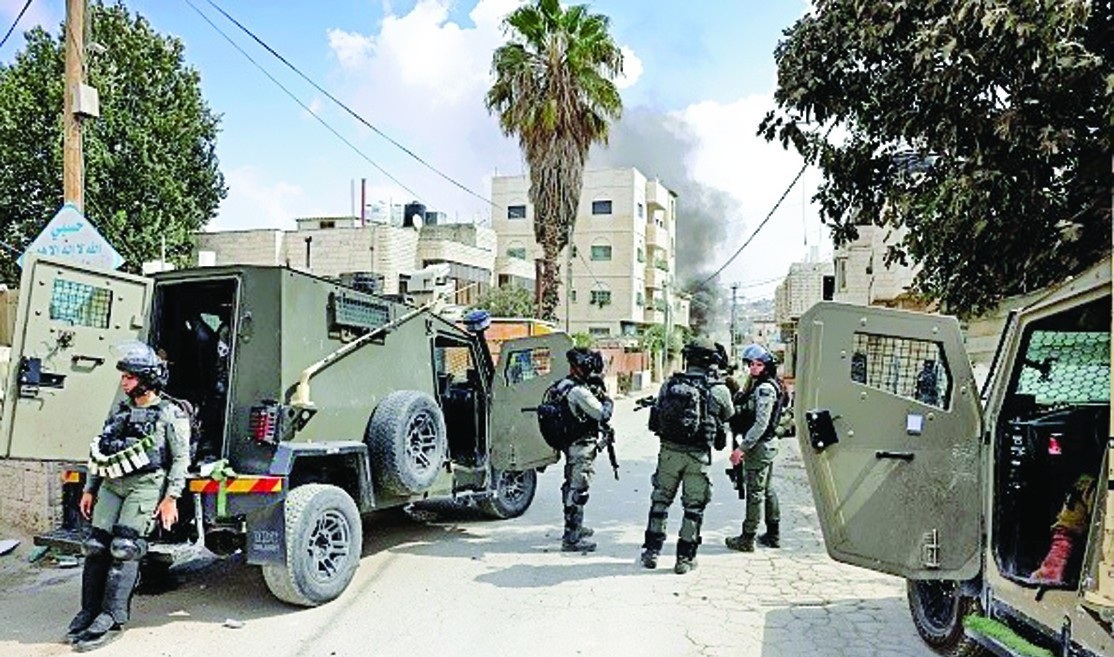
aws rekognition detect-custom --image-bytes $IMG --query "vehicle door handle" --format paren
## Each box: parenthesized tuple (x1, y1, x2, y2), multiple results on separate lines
(875, 450, 914, 461)
(71, 354, 105, 367)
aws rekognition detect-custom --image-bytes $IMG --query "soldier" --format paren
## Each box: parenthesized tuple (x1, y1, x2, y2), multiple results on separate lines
(556, 347, 613, 552)
(640, 337, 734, 574)
(725, 344, 783, 552)
(67, 342, 191, 651)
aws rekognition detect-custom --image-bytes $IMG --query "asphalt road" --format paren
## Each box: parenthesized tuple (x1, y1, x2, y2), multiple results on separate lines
(0, 391, 938, 657)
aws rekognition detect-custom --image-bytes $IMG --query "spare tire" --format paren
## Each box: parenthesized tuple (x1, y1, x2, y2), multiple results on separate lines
(367, 390, 448, 495)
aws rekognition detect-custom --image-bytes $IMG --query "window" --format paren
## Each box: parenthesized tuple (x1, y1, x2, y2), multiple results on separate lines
(637, 202, 644, 218)
(50, 279, 112, 328)
(570, 290, 577, 303)
(636, 247, 644, 263)
(590, 245, 612, 261)
(850, 333, 951, 409)
(589, 327, 611, 337)
(506, 247, 527, 260)
(590, 290, 612, 307)
(636, 292, 644, 307)
(507, 205, 527, 219)
(320, 220, 336, 229)
(591, 200, 612, 215)
(503, 347, 552, 385)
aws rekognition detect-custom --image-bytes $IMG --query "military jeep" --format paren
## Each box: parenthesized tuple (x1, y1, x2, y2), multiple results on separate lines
(796, 256, 1112, 657)
(1, 255, 567, 606)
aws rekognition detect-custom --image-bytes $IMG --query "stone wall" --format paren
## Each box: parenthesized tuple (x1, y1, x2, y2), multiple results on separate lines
(0, 459, 64, 533)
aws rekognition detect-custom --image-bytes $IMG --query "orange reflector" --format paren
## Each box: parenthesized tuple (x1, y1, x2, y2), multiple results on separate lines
(62, 471, 81, 484)
(188, 477, 284, 494)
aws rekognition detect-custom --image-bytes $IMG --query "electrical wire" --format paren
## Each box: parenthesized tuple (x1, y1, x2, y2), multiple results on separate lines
(0, 0, 34, 52)
(181, 0, 423, 201)
(200, 0, 497, 210)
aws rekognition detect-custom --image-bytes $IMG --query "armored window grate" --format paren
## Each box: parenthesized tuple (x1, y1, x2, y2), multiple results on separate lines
(332, 294, 390, 331)
(1016, 330, 1110, 405)
(49, 278, 112, 328)
(503, 347, 552, 385)
(851, 332, 951, 410)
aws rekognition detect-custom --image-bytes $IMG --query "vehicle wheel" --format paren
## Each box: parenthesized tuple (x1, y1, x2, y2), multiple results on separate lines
(262, 484, 362, 607)
(477, 468, 537, 519)
(906, 579, 987, 657)
(367, 390, 448, 496)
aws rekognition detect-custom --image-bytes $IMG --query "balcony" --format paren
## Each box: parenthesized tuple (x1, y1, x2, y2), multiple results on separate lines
(645, 221, 669, 249)
(644, 264, 669, 290)
(643, 308, 665, 324)
(646, 179, 669, 211)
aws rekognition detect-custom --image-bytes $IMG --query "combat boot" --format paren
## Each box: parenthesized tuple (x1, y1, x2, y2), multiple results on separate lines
(562, 537, 597, 552)
(640, 531, 665, 569)
(66, 530, 112, 643)
(725, 533, 756, 552)
(674, 539, 698, 575)
(73, 558, 140, 652)
(757, 523, 781, 549)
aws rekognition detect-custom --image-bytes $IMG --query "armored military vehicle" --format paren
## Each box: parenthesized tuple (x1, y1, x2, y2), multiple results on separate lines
(2, 255, 568, 606)
(796, 256, 1112, 657)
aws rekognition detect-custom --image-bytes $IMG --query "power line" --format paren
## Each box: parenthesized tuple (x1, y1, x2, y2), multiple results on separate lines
(181, 0, 422, 201)
(0, 0, 34, 52)
(200, 0, 497, 210)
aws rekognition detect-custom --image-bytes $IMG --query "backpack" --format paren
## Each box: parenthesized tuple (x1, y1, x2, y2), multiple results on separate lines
(536, 379, 577, 451)
(653, 373, 711, 447)
(160, 393, 203, 462)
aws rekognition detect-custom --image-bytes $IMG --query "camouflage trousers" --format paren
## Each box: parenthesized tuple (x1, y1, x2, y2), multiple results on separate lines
(561, 438, 598, 540)
(644, 443, 712, 548)
(742, 439, 780, 536)
(91, 470, 166, 535)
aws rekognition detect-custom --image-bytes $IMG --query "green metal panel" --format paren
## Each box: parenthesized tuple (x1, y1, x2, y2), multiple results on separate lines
(1, 255, 152, 460)
(796, 301, 982, 580)
(490, 333, 571, 471)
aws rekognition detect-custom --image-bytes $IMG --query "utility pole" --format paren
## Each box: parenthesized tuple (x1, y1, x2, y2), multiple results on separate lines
(63, 0, 86, 211)
(564, 224, 573, 334)
(730, 282, 739, 365)
(663, 278, 672, 376)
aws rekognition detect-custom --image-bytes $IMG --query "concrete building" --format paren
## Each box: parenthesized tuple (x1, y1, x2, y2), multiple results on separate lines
(491, 167, 690, 338)
(774, 258, 835, 377)
(832, 224, 925, 309)
(193, 215, 498, 307)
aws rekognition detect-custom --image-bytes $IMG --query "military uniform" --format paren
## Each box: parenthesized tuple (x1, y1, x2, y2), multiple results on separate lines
(560, 376, 612, 551)
(68, 345, 190, 650)
(641, 361, 734, 573)
(726, 374, 782, 551)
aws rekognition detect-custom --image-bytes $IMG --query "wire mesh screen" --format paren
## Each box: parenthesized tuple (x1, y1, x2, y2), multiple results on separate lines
(437, 346, 473, 379)
(1016, 331, 1110, 405)
(503, 346, 553, 385)
(851, 332, 951, 409)
(49, 278, 112, 329)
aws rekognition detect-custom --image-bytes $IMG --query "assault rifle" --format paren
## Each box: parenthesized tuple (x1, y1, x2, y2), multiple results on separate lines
(725, 436, 745, 499)
(634, 395, 655, 410)
(598, 422, 619, 480)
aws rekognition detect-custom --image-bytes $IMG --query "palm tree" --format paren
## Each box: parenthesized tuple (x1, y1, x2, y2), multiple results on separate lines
(486, 0, 623, 321)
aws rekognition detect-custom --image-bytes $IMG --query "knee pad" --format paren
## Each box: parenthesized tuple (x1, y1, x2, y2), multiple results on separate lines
(109, 526, 148, 561)
(81, 528, 112, 558)
(572, 490, 589, 506)
(682, 508, 705, 524)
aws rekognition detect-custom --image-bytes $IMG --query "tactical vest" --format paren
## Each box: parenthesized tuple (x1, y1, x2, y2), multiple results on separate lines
(87, 401, 167, 479)
(731, 378, 783, 442)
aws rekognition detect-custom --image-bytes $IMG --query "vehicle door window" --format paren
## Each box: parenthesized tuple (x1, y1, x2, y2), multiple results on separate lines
(850, 332, 951, 409)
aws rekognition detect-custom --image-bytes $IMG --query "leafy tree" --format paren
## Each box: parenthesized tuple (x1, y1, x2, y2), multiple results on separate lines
(0, 1, 226, 283)
(486, 0, 623, 321)
(682, 276, 725, 338)
(762, 1, 1112, 317)
(570, 331, 594, 348)
(640, 323, 684, 361)
(469, 283, 537, 318)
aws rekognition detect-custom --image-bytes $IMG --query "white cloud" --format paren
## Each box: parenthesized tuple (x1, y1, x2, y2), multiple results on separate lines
(615, 46, 642, 90)
(210, 166, 305, 232)
(679, 94, 830, 298)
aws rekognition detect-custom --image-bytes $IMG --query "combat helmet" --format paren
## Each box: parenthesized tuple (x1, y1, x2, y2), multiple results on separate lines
(114, 341, 169, 393)
(741, 343, 774, 366)
(683, 336, 728, 369)
(566, 347, 604, 375)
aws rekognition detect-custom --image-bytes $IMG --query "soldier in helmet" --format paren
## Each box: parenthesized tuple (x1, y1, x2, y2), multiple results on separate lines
(555, 347, 613, 552)
(640, 337, 734, 574)
(66, 342, 191, 650)
(725, 343, 784, 552)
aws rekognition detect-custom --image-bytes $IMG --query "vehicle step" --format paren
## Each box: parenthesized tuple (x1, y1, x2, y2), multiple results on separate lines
(963, 616, 1054, 657)
(33, 527, 85, 554)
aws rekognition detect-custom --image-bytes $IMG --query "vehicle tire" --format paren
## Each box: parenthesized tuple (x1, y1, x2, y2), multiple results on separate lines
(367, 390, 448, 496)
(477, 468, 538, 519)
(262, 484, 362, 607)
(906, 579, 987, 657)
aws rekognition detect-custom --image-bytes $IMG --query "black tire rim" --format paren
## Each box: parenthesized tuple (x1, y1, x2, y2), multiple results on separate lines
(306, 508, 352, 585)
(496, 470, 529, 508)
(915, 580, 958, 634)
(404, 411, 440, 477)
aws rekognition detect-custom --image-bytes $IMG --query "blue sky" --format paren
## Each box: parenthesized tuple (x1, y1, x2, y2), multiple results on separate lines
(0, 0, 826, 299)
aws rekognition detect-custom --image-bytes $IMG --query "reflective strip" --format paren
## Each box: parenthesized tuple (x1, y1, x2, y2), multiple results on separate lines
(188, 477, 284, 494)
(62, 471, 81, 484)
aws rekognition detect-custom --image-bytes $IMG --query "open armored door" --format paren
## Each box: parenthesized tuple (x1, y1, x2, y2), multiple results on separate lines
(489, 332, 573, 471)
(1, 255, 152, 461)
(796, 302, 983, 580)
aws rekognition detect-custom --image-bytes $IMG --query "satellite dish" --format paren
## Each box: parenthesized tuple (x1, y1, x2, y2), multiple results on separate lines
(410, 213, 423, 228)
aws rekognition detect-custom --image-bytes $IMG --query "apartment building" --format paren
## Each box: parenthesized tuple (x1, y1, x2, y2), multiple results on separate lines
(491, 167, 690, 338)
(193, 215, 497, 306)
(774, 257, 835, 377)
(832, 224, 924, 309)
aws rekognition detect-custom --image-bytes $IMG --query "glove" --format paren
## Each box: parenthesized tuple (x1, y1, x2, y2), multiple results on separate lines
(600, 399, 614, 423)
(714, 428, 726, 451)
